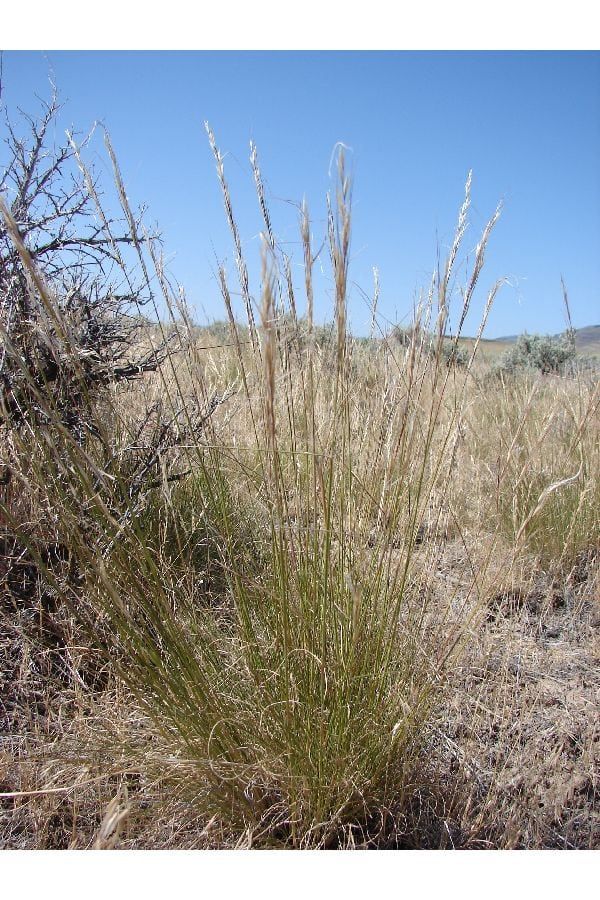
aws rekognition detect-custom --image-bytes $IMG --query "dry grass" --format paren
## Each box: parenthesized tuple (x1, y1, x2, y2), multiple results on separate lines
(1, 130, 598, 850)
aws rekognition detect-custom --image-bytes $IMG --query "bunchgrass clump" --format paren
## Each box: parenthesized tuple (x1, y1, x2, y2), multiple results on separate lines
(0, 133, 504, 846)
(5, 115, 598, 850)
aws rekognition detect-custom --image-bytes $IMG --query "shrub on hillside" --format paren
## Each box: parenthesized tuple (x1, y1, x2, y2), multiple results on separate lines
(390, 325, 469, 367)
(496, 330, 577, 376)
(440, 340, 469, 368)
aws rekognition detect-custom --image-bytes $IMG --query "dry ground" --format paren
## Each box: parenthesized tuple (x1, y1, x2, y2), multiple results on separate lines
(2, 532, 598, 849)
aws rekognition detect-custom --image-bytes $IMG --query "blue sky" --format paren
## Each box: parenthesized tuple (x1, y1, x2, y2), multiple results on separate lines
(1, 51, 599, 337)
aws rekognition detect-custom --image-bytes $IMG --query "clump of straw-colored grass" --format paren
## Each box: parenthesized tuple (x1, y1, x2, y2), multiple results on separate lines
(1, 130, 507, 847)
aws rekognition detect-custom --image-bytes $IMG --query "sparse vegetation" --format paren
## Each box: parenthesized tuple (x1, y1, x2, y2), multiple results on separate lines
(1, 91, 598, 850)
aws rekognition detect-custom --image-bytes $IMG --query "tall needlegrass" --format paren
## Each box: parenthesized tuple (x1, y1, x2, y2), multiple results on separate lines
(1, 136, 504, 846)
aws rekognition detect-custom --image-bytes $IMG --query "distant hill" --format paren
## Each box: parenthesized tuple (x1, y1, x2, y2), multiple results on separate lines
(572, 325, 600, 351)
(450, 325, 600, 363)
(491, 325, 600, 356)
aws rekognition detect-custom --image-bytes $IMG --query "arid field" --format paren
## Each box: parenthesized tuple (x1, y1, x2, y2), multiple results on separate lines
(1, 103, 598, 850)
